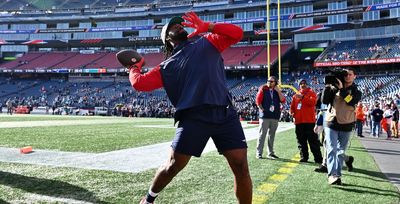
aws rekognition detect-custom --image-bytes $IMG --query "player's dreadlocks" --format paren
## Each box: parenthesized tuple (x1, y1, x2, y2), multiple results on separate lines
(163, 42, 174, 60)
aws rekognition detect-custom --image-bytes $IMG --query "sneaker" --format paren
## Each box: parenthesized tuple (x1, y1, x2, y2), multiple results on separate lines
(266, 155, 276, 160)
(256, 155, 263, 159)
(358, 135, 365, 138)
(336, 178, 342, 185)
(328, 176, 342, 185)
(345, 156, 354, 172)
(314, 165, 328, 173)
(140, 197, 153, 204)
(270, 154, 279, 159)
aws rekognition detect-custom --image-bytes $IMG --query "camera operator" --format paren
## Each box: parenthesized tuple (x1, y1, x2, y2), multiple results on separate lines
(322, 68, 362, 185)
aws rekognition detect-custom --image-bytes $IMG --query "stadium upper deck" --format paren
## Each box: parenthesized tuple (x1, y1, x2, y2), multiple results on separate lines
(0, 0, 292, 11)
(2, 0, 400, 72)
(1, 0, 400, 42)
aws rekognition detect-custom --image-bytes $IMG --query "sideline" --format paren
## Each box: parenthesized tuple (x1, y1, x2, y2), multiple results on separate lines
(0, 117, 171, 128)
(359, 129, 400, 191)
(0, 122, 295, 173)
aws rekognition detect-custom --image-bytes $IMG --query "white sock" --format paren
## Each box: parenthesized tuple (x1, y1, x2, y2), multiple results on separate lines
(148, 189, 158, 197)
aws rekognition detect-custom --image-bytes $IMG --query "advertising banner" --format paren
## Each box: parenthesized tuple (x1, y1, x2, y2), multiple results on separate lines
(314, 58, 400, 67)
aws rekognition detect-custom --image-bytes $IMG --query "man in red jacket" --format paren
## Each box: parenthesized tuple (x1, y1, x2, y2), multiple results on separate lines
(290, 79, 323, 163)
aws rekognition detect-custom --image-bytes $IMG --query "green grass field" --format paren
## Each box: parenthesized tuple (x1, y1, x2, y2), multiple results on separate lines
(0, 114, 107, 122)
(0, 117, 175, 152)
(0, 115, 399, 203)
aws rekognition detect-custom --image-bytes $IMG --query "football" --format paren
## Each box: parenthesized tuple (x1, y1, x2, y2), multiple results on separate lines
(116, 49, 145, 68)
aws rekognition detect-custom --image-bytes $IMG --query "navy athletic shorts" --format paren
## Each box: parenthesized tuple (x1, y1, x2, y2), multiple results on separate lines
(171, 105, 247, 157)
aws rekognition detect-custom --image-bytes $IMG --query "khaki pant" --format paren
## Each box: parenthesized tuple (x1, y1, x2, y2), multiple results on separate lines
(392, 121, 399, 137)
(256, 118, 279, 157)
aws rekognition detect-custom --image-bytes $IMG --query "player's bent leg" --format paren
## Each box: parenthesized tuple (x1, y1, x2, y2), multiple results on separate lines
(223, 148, 252, 204)
(150, 148, 192, 193)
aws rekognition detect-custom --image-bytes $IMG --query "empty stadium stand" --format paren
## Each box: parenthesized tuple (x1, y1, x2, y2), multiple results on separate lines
(50, 49, 265, 70)
(248, 44, 292, 66)
(0, 44, 289, 71)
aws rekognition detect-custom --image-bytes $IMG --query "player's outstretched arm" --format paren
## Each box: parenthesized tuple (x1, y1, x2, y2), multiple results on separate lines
(129, 59, 163, 92)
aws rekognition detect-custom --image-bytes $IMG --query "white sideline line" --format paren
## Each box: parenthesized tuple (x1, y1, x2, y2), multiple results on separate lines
(134, 125, 176, 128)
(24, 194, 95, 204)
(0, 122, 294, 173)
(0, 119, 133, 128)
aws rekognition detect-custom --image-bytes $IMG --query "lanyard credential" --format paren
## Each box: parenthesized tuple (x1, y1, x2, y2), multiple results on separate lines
(269, 89, 275, 112)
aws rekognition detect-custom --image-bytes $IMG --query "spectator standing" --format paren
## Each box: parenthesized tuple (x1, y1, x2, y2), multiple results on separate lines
(371, 104, 384, 137)
(391, 103, 399, 138)
(6, 99, 13, 115)
(290, 79, 323, 163)
(368, 104, 374, 133)
(382, 104, 393, 140)
(255, 76, 286, 160)
(355, 102, 365, 137)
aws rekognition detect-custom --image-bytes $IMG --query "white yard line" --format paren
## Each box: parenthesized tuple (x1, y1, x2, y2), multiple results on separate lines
(0, 123, 294, 173)
(0, 119, 168, 128)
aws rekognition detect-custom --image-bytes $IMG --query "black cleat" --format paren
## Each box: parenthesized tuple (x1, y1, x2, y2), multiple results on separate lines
(314, 165, 328, 173)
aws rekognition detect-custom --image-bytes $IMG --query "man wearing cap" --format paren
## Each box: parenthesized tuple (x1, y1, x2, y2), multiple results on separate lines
(290, 79, 323, 164)
(128, 12, 252, 204)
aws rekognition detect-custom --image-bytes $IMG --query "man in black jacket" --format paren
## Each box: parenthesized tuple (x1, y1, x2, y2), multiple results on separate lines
(391, 103, 399, 138)
(371, 104, 384, 137)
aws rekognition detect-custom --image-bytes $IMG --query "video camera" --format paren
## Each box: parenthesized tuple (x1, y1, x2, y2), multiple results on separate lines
(324, 68, 348, 86)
